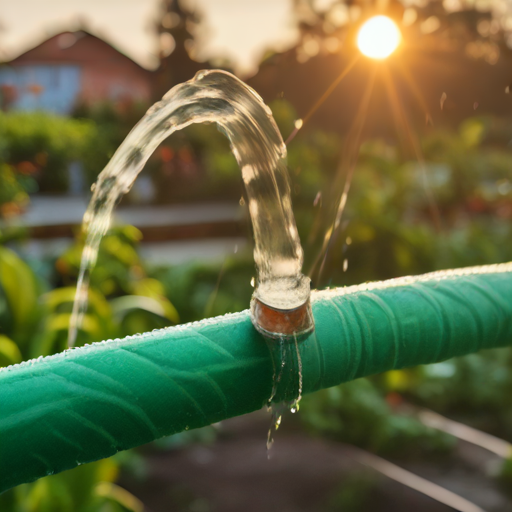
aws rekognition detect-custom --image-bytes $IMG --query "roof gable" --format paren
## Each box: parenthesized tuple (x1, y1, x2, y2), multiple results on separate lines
(8, 30, 151, 73)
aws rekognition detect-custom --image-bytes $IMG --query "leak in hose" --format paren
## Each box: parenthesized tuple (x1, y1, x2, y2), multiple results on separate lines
(1, 262, 512, 493)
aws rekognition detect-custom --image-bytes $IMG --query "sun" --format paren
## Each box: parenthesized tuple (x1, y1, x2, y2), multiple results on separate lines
(357, 15, 401, 60)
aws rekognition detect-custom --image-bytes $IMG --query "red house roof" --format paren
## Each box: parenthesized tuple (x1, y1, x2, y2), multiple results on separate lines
(1, 30, 154, 112)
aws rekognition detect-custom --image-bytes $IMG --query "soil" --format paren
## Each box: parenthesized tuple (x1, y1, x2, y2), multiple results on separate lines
(120, 410, 512, 512)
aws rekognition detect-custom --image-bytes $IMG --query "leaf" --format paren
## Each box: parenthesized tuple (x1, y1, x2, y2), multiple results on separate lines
(41, 287, 78, 310)
(25, 477, 73, 512)
(111, 294, 178, 324)
(0, 246, 38, 332)
(131, 278, 165, 297)
(110, 295, 166, 319)
(46, 313, 101, 337)
(95, 482, 144, 512)
(0, 334, 22, 367)
(42, 287, 111, 320)
(102, 236, 140, 266)
(131, 278, 179, 323)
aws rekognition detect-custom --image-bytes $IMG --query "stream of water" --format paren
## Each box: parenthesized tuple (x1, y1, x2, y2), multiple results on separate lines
(68, 69, 310, 347)
(265, 334, 304, 456)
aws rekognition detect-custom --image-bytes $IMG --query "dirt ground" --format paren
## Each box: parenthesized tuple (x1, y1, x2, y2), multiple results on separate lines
(121, 410, 512, 512)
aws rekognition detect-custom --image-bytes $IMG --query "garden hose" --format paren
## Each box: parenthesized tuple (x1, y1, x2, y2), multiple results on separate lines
(1, 263, 512, 492)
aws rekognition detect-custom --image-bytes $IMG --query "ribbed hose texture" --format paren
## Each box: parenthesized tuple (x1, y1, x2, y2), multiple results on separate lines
(1, 263, 512, 492)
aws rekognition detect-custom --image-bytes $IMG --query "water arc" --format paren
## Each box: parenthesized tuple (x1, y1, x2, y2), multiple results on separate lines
(69, 70, 312, 346)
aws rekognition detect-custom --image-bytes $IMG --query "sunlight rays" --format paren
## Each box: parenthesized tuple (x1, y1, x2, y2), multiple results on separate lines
(286, 20, 446, 286)
(285, 54, 360, 145)
(357, 16, 402, 60)
(309, 67, 378, 283)
(381, 64, 442, 231)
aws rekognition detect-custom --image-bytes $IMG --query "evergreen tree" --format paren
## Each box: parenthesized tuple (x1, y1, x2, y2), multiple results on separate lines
(155, 0, 206, 97)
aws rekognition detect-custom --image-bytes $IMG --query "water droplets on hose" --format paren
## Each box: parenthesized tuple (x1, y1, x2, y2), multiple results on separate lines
(68, 70, 311, 346)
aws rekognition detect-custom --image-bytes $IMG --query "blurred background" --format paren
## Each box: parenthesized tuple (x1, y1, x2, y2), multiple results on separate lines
(2, 0, 512, 510)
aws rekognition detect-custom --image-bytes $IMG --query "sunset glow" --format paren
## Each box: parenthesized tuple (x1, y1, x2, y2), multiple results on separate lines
(357, 16, 401, 59)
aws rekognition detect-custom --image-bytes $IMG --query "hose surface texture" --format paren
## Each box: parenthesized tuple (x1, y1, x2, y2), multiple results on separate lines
(1, 263, 512, 492)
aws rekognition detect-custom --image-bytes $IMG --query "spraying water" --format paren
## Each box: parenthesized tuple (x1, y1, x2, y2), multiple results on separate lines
(68, 69, 310, 347)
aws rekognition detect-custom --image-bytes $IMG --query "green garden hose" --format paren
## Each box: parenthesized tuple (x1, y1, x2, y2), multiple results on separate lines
(1, 263, 512, 492)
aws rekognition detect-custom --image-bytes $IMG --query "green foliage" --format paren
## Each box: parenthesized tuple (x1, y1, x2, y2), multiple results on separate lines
(0, 227, 178, 360)
(0, 110, 98, 193)
(0, 163, 30, 217)
(0, 245, 42, 351)
(154, 255, 254, 324)
(150, 122, 242, 204)
(0, 106, 156, 216)
(500, 456, 512, 490)
(57, 226, 144, 295)
(0, 334, 22, 366)
(72, 101, 150, 185)
(54, 226, 178, 342)
(0, 229, 177, 510)
(300, 378, 454, 457)
(323, 472, 377, 512)
(37, 286, 116, 356)
(286, 118, 512, 287)
(0, 459, 143, 512)
(383, 349, 512, 436)
(268, 98, 298, 138)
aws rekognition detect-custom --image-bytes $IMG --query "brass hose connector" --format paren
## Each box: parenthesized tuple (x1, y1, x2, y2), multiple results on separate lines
(251, 296, 314, 339)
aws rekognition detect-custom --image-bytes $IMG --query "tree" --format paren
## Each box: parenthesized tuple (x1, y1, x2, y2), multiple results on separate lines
(291, 0, 509, 64)
(155, 0, 206, 97)
(248, 0, 512, 135)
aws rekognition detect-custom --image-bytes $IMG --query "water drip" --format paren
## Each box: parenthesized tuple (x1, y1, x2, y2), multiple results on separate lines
(265, 333, 304, 457)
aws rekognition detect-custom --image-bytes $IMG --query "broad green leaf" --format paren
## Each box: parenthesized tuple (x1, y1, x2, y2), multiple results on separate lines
(95, 482, 144, 512)
(43, 287, 111, 320)
(131, 278, 179, 323)
(25, 477, 73, 512)
(102, 236, 140, 266)
(110, 295, 167, 319)
(0, 246, 38, 331)
(46, 313, 101, 337)
(0, 334, 22, 367)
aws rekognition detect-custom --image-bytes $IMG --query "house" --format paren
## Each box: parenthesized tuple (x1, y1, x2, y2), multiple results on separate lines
(0, 30, 153, 114)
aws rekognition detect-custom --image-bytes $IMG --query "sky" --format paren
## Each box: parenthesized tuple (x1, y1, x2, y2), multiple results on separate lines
(0, 0, 299, 75)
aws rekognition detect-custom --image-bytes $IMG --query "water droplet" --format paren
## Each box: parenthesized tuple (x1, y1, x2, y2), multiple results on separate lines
(440, 91, 447, 110)
(343, 259, 348, 272)
(250, 277, 255, 287)
(266, 435, 274, 454)
(239, 196, 246, 206)
(294, 118, 303, 130)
